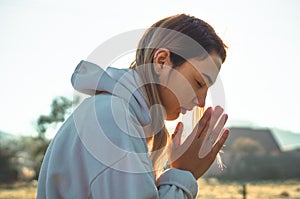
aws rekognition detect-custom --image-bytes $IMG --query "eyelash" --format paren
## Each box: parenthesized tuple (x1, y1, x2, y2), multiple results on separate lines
(197, 81, 204, 88)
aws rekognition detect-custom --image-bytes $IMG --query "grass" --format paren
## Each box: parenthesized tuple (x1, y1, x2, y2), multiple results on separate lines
(197, 178, 300, 199)
(0, 179, 300, 199)
(0, 181, 37, 199)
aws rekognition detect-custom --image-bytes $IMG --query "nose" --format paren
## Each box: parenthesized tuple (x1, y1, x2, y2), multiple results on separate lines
(193, 88, 208, 108)
(193, 96, 205, 107)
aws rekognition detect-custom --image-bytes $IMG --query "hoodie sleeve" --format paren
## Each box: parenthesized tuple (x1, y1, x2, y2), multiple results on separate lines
(90, 158, 198, 199)
(157, 168, 198, 199)
(87, 95, 198, 199)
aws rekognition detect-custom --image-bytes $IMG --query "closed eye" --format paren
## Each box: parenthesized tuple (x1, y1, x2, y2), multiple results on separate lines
(196, 81, 205, 88)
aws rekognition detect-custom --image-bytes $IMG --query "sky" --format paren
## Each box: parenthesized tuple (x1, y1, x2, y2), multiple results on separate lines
(1, 0, 300, 137)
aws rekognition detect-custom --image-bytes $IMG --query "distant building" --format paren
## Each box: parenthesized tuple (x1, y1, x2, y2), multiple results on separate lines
(224, 127, 281, 155)
(205, 126, 282, 177)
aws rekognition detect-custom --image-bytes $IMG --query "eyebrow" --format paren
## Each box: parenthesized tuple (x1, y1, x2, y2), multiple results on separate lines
(202, 73, 213, 84)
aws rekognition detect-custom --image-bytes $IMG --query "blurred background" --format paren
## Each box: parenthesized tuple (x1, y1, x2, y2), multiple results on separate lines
(1, 0, 300, 198)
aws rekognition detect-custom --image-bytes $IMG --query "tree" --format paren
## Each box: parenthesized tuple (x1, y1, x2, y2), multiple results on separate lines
(35, 96, 77, 138)
(32, 96, 79, 179)
(0, 139, 19, 183)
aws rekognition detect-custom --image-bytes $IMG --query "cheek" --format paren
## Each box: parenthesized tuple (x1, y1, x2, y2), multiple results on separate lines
(175, 84, 197, 105)
(165, 88, 180, 108)
(161, 74, 196, 108)
(159, 90, 181, 119)
(172, 77, 197, 103)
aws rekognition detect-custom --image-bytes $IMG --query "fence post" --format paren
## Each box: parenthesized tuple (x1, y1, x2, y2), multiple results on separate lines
(242, 184, 247, 199)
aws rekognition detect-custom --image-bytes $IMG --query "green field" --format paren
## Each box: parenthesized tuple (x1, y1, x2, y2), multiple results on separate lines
(0, 179, 300, 199)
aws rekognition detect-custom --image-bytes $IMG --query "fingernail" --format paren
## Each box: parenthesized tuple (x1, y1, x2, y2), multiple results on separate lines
(176, 122, 183, 132)
(224, 114, 228, 123)
(224, 129, 230, 134)
(178, 122, 183, 130)
(205, 107, 212, 117)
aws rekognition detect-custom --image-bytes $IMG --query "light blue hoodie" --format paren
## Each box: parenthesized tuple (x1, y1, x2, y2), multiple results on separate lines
(36, 60, 198, 199)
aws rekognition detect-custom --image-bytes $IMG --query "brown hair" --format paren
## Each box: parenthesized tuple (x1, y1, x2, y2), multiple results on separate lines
(130, 13, 227, 173)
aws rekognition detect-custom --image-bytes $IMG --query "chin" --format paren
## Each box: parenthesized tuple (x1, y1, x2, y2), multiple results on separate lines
(165, 112, 180, 121)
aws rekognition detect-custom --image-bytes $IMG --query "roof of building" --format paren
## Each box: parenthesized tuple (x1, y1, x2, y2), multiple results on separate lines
(225, 126, 281, 153)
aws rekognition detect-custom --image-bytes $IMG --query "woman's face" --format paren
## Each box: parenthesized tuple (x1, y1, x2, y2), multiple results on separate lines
(157, 52, 222, 120)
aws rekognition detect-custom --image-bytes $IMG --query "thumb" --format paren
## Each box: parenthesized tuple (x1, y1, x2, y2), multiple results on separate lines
(172, 122, 184, 147)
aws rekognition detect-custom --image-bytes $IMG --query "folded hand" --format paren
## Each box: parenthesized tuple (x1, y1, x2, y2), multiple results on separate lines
(169, 106, 229, 179)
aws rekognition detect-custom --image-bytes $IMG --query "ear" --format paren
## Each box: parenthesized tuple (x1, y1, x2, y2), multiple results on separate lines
(153, 48, 172, 75)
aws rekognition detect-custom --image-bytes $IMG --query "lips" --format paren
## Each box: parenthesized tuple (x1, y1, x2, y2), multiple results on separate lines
(180, 107, 188, 114)
(180, 107, 193, 114)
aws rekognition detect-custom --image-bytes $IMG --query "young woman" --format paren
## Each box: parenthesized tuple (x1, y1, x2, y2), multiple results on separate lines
(37, 14, 229, 199)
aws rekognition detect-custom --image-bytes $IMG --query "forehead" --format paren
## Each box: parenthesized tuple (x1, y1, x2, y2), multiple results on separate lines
(188, 53, 222, 85)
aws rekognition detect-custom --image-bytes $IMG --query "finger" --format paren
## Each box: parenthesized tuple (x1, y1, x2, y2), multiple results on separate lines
(197, 117, 215, 158)
(213, 114, 228, 140)
(207, 106, 224, 132)
(211, 106, 224, 123)
(172, 122, 182, 139)
(211, 129, 230, 156)
(209, 113, 228, 144)
(181, 108, 212, 150)
(198, 114, 211, 140)
(194, 107, 212, 139)
(172, 122, 184, 147)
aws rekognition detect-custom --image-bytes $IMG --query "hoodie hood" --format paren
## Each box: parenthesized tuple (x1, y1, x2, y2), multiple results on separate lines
(71, 60, 151, 126)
